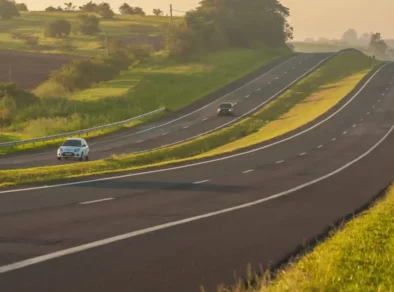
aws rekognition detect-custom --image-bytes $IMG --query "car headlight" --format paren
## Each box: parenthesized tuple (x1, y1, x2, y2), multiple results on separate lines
(74, 148, 80, 153)
(59, 148, 63, 152)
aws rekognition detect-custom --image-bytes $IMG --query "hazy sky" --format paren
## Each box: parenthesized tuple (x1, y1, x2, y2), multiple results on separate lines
(24, 0, 394, 40)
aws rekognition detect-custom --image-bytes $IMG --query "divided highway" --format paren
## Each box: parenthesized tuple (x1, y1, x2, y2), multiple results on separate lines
(0, 52, 332, 169)
(0, 60, 394, 292)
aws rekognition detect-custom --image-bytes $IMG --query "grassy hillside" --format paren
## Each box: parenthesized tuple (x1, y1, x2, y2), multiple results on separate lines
(0, 11, 176, 56)
(0, 46, 289, 147)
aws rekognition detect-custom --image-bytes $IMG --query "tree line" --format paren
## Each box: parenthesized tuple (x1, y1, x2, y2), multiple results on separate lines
(0, 0, 165, 20)
(166, 0, 293, 55)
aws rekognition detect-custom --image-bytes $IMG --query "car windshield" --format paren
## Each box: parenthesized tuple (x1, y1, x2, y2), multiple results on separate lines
(220, 103, 232, 109)
(62, 139, 82, 147)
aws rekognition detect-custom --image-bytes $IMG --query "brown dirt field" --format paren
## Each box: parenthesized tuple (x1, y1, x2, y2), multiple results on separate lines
(0, 50, 85, 90)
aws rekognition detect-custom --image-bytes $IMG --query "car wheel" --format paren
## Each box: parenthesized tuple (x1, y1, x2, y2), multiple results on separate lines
(85, 155, 89, 161)
(57, 157, 61, 161)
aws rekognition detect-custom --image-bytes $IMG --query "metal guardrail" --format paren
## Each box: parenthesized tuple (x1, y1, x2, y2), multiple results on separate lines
(0, 107, 166, 148)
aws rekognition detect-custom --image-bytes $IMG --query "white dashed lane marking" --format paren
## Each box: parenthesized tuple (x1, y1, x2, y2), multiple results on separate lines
(79, 198, 114, 205)
(242, 169, 254, 174)
(343, 131, 347, 135)
(193, 180, 211, 185)
(276, 160, 284, 164)
(245, 95, 250, 98)
(299, 152, 307, 156)
(352, 124, 356, 128)
(332, 138, 337, 141)
(317, 145, 323, 149)
(182, 126, 189, 129)
(202, 118, 208, 121)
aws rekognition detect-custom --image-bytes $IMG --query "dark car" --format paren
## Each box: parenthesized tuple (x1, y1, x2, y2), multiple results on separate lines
(217, 102, 235, 116)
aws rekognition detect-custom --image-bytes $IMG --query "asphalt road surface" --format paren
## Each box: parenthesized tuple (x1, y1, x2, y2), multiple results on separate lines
(0, 61, 393, 291)
(0, 52, 333, 170)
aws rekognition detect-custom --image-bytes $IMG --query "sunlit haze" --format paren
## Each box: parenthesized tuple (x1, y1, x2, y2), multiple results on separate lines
(18, 0, 394, 40)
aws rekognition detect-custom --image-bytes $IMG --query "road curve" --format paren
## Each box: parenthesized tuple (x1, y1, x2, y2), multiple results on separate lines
(0, 53, 332, 170)
(0, 61, 393, 292)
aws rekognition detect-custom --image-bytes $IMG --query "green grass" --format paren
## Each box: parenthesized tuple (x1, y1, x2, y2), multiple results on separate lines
(0, 11, 175, 56)
(0, 51, 377, 187)
(292, 41, 367, 54)
(0, 47, 289, 155)
(248, 183, 394, 292)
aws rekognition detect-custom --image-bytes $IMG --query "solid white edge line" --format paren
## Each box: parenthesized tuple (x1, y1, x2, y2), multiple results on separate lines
(0, 62, 389, 195)
(1, 125, 392, 275)
(79, 198, 114, 205)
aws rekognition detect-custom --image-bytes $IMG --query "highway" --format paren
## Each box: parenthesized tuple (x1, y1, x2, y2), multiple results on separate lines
(0, 59, 393, 291)
(0, 52, 333, 169)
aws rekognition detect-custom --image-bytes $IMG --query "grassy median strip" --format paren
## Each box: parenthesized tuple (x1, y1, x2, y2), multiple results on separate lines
(251, 183, 394, 292)
(0, 51, 379, 187)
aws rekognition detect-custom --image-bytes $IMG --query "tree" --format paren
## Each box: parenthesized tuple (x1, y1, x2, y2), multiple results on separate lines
(119, 3, 145, 15)
(15, 3, 28, 11)
(64, 2, 76, 11)
(370, 32, 388, 57)
(79, 1, 98, 12)
(153, 8, 163, 16)
(97, 2, 114, 19)
(76, 14, 100, 35)
(359, 32, 372, 45)
(167, 0, 293, 55)
(131, 7, 145, 15)
(0, 0, 20, 19)
(45, 19, 71, 38)
(342, 29, 358, 44)
(119, 3, 132, 15)
(45, 6, 63, 12)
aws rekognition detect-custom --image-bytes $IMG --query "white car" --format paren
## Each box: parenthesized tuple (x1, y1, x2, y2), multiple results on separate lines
(57, 138, 89, 161)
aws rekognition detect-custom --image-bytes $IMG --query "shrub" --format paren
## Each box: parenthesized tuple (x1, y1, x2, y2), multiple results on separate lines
(45, 6, 63, 12)
(15, 3, 28, 11)
(97, 2, 114, 19)
(45, 19, 71, 38)
(0, 0, 20, 19)
(129, 44, 151, 60)
(0, 83, 38, 125)
(76, 14, 100, 35)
